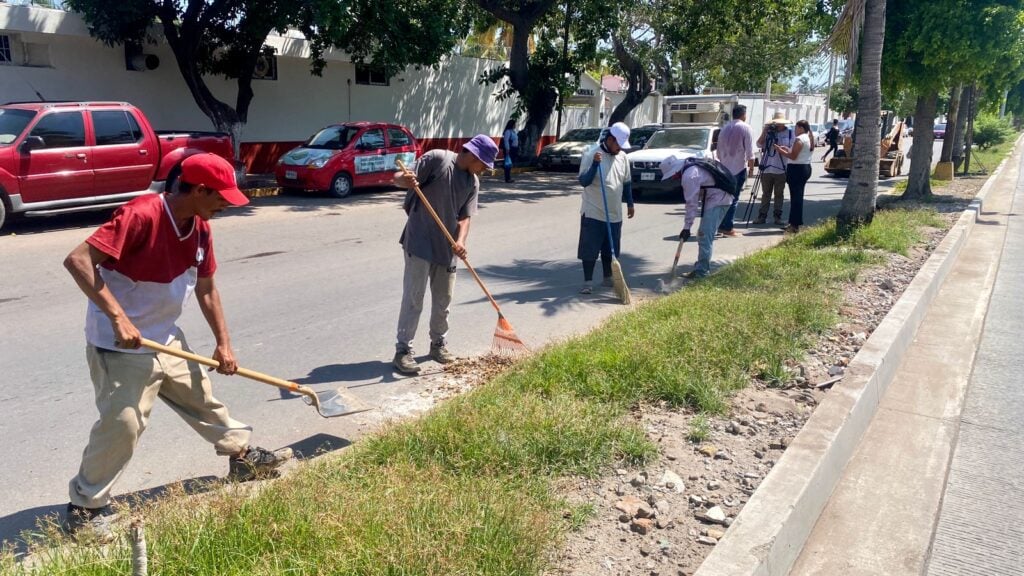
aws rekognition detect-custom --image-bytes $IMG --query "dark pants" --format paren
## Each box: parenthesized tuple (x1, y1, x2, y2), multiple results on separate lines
(503, 147, 518, 182)
(578, 216, 622, 281)
(822, 142, 838, 160)
(786, 164, 811, 227)
(719, 168, 747, 231)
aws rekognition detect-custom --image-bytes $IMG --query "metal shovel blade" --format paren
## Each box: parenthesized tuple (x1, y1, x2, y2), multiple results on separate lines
(302, 389, 372, 418)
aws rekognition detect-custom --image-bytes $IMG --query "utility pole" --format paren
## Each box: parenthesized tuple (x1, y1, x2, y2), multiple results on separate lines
(555, 0, 571, 138)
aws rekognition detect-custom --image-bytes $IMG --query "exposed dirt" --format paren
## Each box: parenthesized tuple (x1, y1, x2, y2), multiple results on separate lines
(542, 183, 982, 576)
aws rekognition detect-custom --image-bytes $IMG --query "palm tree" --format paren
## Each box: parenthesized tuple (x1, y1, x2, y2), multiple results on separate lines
(828, 0, 887, 235)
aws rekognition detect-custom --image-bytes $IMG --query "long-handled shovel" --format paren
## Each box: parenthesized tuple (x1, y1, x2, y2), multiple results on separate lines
(140, 338, 370, 418)
(395, 159, 528, 356)
(658, 234, 688, 293)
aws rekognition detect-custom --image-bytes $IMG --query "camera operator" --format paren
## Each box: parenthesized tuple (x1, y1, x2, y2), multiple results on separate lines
(753, 113, 793, 225)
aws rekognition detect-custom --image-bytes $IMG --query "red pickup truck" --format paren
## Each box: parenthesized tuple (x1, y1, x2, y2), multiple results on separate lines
(0, 101, 237, 231)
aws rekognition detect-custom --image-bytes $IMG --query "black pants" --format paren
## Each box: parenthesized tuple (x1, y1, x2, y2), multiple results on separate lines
(786, 163, 811, 227)
(503, 147, 518, 182)
(822, 142, 838, 160)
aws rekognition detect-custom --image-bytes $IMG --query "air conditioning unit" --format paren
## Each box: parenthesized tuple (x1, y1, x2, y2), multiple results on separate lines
(253, 54, 278, 81)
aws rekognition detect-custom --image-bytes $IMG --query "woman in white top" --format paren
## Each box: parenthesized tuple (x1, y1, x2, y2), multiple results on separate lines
(774, 119, 814, 233)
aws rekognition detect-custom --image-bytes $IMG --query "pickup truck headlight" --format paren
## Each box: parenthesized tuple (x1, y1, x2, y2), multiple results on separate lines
(309, 157, 330, 169)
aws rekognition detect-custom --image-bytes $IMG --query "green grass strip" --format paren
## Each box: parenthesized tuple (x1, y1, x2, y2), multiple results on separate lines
(5, 209, 945, 576)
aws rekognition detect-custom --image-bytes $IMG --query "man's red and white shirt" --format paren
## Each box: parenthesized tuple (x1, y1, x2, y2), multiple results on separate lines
(84, 193, 217, 352)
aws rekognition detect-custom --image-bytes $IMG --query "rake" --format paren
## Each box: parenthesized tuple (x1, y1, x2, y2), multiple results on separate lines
(140, 338, 371, 418)
(396, 159, 529, 357)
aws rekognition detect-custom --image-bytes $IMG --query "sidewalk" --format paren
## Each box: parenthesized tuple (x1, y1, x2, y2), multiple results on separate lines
(789, 149, 1023, 574)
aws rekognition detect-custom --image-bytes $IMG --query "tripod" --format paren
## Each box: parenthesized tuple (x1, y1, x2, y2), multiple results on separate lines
(741, 131, 780, 226)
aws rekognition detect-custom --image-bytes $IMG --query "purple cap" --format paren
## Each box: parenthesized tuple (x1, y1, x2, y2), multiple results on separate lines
(463, 134, 499, 169)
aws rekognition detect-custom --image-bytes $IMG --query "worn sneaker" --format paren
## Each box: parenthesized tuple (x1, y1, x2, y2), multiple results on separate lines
(601, 277, 614, 288)
(228, 446, 293, 482)
(682, 270, 707, 280)
(429, 341, 456, 364)
(784, 225, 800, 234)
(579, 282, 593, 295)
(393, 349, 421, 375)
(64, 503, 116, 543)
(753, 217, 767, 225)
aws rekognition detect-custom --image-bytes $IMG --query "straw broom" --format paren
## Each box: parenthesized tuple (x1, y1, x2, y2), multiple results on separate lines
(596, 163, 632, 304)
(396, 160, 528, 356)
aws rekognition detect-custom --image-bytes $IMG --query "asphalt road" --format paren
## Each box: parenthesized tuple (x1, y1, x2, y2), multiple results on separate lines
(0, 142, 934, 546)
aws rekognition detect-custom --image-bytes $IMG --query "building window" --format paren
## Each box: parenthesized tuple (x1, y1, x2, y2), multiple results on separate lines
(0, 35, 12, 65)
(355, 64, 389, 86)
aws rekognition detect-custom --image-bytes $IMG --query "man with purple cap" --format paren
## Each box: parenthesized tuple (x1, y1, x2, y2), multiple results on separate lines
(61, 153, 291, 541)
(391, 134, 497, 374)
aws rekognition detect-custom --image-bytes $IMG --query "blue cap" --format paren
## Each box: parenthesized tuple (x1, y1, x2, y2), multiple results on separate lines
(463, 134, 499, 169)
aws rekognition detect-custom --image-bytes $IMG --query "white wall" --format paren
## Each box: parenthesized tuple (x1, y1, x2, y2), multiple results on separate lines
(1, 5, 662, 148)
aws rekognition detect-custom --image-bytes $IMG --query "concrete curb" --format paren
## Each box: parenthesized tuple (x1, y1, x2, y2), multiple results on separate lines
(694, 136, 1024, 576)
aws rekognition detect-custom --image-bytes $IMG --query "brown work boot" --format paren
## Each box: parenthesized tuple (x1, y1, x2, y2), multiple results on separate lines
(393, 348, 421, 375)
(430, 341, 456, 364)
(228, 446, 293, 482)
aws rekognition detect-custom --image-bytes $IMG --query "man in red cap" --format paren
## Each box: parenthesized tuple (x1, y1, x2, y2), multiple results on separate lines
(61, 153, 290, 541)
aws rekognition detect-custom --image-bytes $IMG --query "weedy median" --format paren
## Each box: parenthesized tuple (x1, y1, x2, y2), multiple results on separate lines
(4, 208, 945, 576)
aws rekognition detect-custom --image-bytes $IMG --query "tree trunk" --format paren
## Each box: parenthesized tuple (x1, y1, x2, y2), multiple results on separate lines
(836, 0, 887, 237)
(940, 84, 962, 163)
(902, 92, 937, 200)
(952, 84, 972, 170)
(964, 84, 981, 174)
(608, 37, 651, 126)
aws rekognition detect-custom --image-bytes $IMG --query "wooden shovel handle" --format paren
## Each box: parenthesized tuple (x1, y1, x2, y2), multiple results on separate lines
(139, 338, 311, 396)
(395, 159, 503, 316)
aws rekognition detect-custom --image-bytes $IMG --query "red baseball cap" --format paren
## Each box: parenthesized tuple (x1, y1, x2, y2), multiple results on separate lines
(180, 153, 249, 206)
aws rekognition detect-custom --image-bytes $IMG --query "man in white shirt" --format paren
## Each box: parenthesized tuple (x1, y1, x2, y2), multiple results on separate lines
(715, 105, 756, 236)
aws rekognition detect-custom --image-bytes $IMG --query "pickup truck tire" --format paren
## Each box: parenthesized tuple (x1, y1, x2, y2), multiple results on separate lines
(329, 172, 353, 199)
(0, 193, 7, 232)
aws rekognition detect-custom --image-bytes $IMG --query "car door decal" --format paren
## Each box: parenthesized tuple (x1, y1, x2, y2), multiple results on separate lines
(354, 151, 416, 175)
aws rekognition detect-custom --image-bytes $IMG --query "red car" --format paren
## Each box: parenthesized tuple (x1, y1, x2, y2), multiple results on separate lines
(275, 122, 420, 198)
(0, 101, 235, 231)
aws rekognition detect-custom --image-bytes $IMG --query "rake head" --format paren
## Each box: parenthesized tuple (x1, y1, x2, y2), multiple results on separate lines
(492, 315, 529, 357)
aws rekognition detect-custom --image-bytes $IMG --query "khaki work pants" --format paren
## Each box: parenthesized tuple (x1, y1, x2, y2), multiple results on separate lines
(758, 172, 787, 220)
(69, 330, 251, 509)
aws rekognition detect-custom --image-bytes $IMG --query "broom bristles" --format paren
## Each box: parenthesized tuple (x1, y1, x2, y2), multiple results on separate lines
(492, 316, 529, 356)
(610, 259, 632, 305)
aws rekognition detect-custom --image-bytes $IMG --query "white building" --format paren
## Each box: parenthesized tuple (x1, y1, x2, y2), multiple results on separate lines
(0, 3, 662, 172)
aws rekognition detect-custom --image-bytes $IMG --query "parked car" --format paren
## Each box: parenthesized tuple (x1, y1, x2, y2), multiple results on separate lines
(628, 125, 718, 197)
(0, 101, 236, 231)
(934, 123, 947, 139)
(809, 123, 824, 146)
(276, 122, 420, 198)
(536, 128, 605, 170)
(628, 124, 662, 150)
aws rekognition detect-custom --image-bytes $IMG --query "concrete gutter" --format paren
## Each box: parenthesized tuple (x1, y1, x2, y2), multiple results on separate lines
(694, 136, 1024, 576)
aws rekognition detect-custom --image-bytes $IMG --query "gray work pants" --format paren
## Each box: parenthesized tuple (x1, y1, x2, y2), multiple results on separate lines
(396, 251, 456, 352)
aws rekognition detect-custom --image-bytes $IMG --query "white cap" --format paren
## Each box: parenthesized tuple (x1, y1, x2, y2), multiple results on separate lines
(609, 122, 632, 150)
(659, 153, 689, 180)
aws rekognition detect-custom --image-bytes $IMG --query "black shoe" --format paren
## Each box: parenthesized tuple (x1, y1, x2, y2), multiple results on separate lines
(64, 503, 116, 543)
(228, 446, 293, 482)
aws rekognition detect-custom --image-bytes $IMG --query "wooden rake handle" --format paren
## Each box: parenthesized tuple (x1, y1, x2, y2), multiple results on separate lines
(139, 338, 316, 399)
(396, 159, 503, 316)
